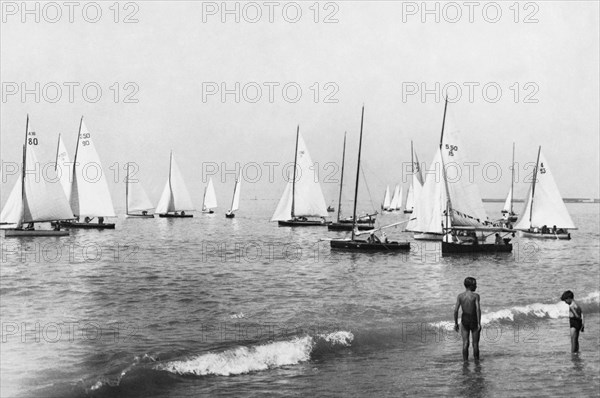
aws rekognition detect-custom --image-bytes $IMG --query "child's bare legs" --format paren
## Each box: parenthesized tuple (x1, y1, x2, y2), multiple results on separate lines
(570, 327, 580, 353)
(461, 327, 470, 360)
(472, 327, 481, 360)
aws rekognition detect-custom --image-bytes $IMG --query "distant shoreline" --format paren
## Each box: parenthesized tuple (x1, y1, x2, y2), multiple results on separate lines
(482, 198, 599, 203)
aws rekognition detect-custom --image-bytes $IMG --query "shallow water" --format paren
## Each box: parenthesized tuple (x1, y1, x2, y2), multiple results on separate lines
(1, 202, 598, 397)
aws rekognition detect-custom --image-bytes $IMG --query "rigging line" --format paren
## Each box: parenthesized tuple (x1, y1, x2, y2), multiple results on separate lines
(360, 163, 379, 227)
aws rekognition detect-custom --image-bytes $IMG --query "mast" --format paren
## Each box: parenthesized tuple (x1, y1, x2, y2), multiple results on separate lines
(336, 132, 347, 223)
(438, 97, 452, 236)
(410, 139, 415, 174)
(202, 185, 207, 210)
(54, 133, 61, 172)
(21, 115, 29, 220)
(71, 117, 83, 209)
(510, 142, 515, 215)
(230, 173, 239, 211)
(351, 106, 365, 240)
(125, 162, 130, 215)
(529, 146, 542, 227)
(290, 125, 299, 219)
(168, 151, 173, 211)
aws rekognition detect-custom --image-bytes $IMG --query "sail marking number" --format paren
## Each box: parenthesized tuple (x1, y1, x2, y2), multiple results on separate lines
(80, 132, 91, 146)
(445, 144, 458, 156)
(539, 162, 546, 174)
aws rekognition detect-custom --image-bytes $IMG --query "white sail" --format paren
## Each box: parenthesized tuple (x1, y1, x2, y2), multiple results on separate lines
(202, 178, 218, 210)
(155, 152, 195, 213)
(390, 184, 401, 210)
(502, 187, 513, 213)
(382, 185, 391, 209)
(24, 143, 74, 223)
(271, 132, 328, 220)
(514, 151, 576, 230)
(441, 115, 488, 226)
(405, 148, 424, 212)
(55, 134, 72, 201)
(406, 148, 446, 233)
(230, 175, 241, 212)
(397, 186, 404, 210)
(70, 120, 116, 218)
(126, 166, 154, 213)
(0, 180, 23, 228)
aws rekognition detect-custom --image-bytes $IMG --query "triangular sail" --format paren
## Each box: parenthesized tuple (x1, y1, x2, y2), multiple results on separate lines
(441, 114, 488, 226)
(406, 148, 446, 233)
(271, 132, 328, 220)
(405, 148, 424, 212)
(390, 184, 401, 209)
(382, 185, 391, 209)
(514, 151, 576, 230)
(230, 175, 241, 212)
(155, 153, 195, 213)
(126, 165, 154, 213)
(70, 120, 116, 218)
(203, 178, 218, 210)
(502, 187, 513, 213)
(55, 134, 72, 201)
(0, 180, 23, 229)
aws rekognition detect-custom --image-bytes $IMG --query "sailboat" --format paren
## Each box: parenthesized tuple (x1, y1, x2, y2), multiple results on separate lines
(61, 118, 116, 229)
(155, 151, 195, 218)
(55, 133, 72, 201)
(328, 132, 375, 232)
(271, 126, 329, 226)
(381, 185, 391, 211)
(406, 148, 445, 241)
(404, 141, 423, 214)
(1, 116, 74, 237)
(225, 172, 241, 218)
(330, 107, 410, 251)
(438, 99, 513, 254)
(389, 184, 403, 211)
(514, 147, 576, 239)
(501, 143, 518, 222)
(202, 178, 217, 214)
(125, 162, 154, 218)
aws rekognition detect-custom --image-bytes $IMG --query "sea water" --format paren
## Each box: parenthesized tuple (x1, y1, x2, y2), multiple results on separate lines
(1, 203, 598, 397)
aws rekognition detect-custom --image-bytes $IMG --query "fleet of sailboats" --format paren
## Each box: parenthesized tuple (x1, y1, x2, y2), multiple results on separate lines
(1, 112, 579, 251)
(271, 126, 329, 226)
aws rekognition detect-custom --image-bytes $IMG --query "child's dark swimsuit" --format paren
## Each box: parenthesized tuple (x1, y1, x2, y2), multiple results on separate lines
(461, 312, 478, 331)
(569, 317, 583, 331)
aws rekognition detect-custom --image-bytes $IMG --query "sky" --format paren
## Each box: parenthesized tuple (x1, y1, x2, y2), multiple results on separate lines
(1, 1, 599, 211)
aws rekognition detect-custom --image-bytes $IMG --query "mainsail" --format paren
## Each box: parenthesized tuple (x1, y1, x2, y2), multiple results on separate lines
(155, 152, 195, 214)
(502, 187, 513, 213)
(441, 113, 488, 227)
(202, 178, 218, 210)
(230, 174, 241, 212)
(405, 144, 424, 212)
(389, 184, 402, 210)
(514, 149, 576, 230)
(382, 185, 391, 210)
(406, 148, 446, 233)
(271, 131, 328, 221)
(126, 163, 154, 214)
(70, 119, 116, 218)
(55, 134, 72, 201)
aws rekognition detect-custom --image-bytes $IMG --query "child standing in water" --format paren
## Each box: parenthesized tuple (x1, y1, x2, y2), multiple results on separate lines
(454, 277, 481, 361)
(561, 290, 584, 353)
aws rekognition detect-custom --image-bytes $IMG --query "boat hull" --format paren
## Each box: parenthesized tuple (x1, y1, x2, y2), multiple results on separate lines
(328, 223, 375, 231)
(441, 242, 513, 254)
(403, 210, 413, 214)
(202, 210, 214, 214)
(158, 214, 193, 218)
(278, 220, 328, 227)
(338, 218, 376, 225)
(413, 232, 443, 241)
(225, 213, 235, 218)
(3, 229, 69, 237)
(125, 214, 154, 218)
(330, 239, 410, 251)
(518, 230, 571, 240)
(58, 221, 116, 229)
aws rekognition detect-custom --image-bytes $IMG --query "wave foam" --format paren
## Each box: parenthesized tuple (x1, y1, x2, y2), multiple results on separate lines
(156, 331, 353, 377)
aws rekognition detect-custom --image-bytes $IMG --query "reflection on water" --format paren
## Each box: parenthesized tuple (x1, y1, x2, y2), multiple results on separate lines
(461, 361, 487, 398)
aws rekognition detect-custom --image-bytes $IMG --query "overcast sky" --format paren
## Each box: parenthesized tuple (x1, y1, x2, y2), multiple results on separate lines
(1, 1, 598, 209)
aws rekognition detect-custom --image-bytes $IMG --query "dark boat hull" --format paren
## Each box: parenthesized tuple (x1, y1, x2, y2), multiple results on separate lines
(518, 231, 571, 240)
(158, 214, 193, 218)
(58, 221, 115, 229)
(330, 239, 410, 251)
(403, 210, 413, 214)
(441, 242, 513, 254)
(225, 213, 235, 218)
(278, 220, 328, 227)
(328, 223, 374, 231)
(338, 218, 376, 225)
(3, 229, 69, 237)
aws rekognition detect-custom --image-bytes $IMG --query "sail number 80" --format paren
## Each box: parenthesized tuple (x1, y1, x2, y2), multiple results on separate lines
(27, 137, 38, 145)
